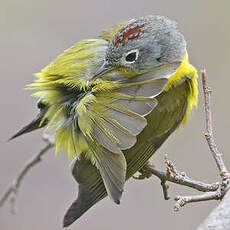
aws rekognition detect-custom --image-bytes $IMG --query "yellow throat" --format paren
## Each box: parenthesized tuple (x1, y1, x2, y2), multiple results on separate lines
(165, 53, 198, 124)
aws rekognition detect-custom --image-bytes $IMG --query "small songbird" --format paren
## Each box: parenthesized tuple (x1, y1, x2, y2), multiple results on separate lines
(11, 15, 198, 227)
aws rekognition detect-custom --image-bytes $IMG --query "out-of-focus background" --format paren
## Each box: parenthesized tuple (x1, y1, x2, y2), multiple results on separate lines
(1, 0, 230, 229)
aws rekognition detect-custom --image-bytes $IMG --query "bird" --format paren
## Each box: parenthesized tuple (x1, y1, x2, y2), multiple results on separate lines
(11, 15, 198, 227)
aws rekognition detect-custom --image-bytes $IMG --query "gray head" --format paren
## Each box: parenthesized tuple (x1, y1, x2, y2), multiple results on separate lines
(91, 15, 186, 80)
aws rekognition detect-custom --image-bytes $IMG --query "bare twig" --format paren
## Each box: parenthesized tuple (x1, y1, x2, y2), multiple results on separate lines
(201, 70, 229, 180)
(134, 155, 220, 202)
(174, 191, 222, 211)
(144, 159, 219, 193)
(0, 134, 54, 209)
(160, 179, 170, 200)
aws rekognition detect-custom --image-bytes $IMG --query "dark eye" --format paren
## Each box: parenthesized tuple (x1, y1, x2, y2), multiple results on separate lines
(125, 52, 137, 62)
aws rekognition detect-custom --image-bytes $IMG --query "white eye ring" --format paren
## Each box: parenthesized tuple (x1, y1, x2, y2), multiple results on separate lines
(124, 49, 139, 63)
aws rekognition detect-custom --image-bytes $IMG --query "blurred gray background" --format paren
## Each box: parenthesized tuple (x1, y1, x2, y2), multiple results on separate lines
(1, 0, 230, 229)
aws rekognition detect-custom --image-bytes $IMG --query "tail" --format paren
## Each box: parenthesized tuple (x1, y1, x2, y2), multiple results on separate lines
(63, 157, 107, 228)
(9, 100, 48, 140)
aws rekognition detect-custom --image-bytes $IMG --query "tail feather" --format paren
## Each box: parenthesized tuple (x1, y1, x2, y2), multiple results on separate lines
(63, 157, 106, 227)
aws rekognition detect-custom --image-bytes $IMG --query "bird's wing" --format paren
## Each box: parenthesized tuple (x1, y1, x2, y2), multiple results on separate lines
(74, 62, 180, 204)
(63, 74, 193, 227)
(80, 62, 181, 154)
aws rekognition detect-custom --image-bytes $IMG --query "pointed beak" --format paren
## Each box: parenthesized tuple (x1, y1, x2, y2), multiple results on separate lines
(90, 60, 112, 81)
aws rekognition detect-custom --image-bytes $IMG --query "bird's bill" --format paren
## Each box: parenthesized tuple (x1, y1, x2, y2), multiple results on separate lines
(90, 60, 113, 81)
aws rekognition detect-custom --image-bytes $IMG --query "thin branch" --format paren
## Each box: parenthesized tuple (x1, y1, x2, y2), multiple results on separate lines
(174, 191, 222, 211)
(201, 70, 229, 180)
(0, 135, 54, 209)
(144, 159, 219, 193)
(160, 179, 170, 200)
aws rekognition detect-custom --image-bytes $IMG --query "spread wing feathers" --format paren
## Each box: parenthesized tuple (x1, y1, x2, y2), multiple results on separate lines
(117, 78, 168, 97)
(90, 145, 127, 203)
(78, 78, 172, 154)
(71, 63, 180, 203)
(63, 76, 192, 227)
(77, 62, 180, 154)
(70, 66, 179, 204)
